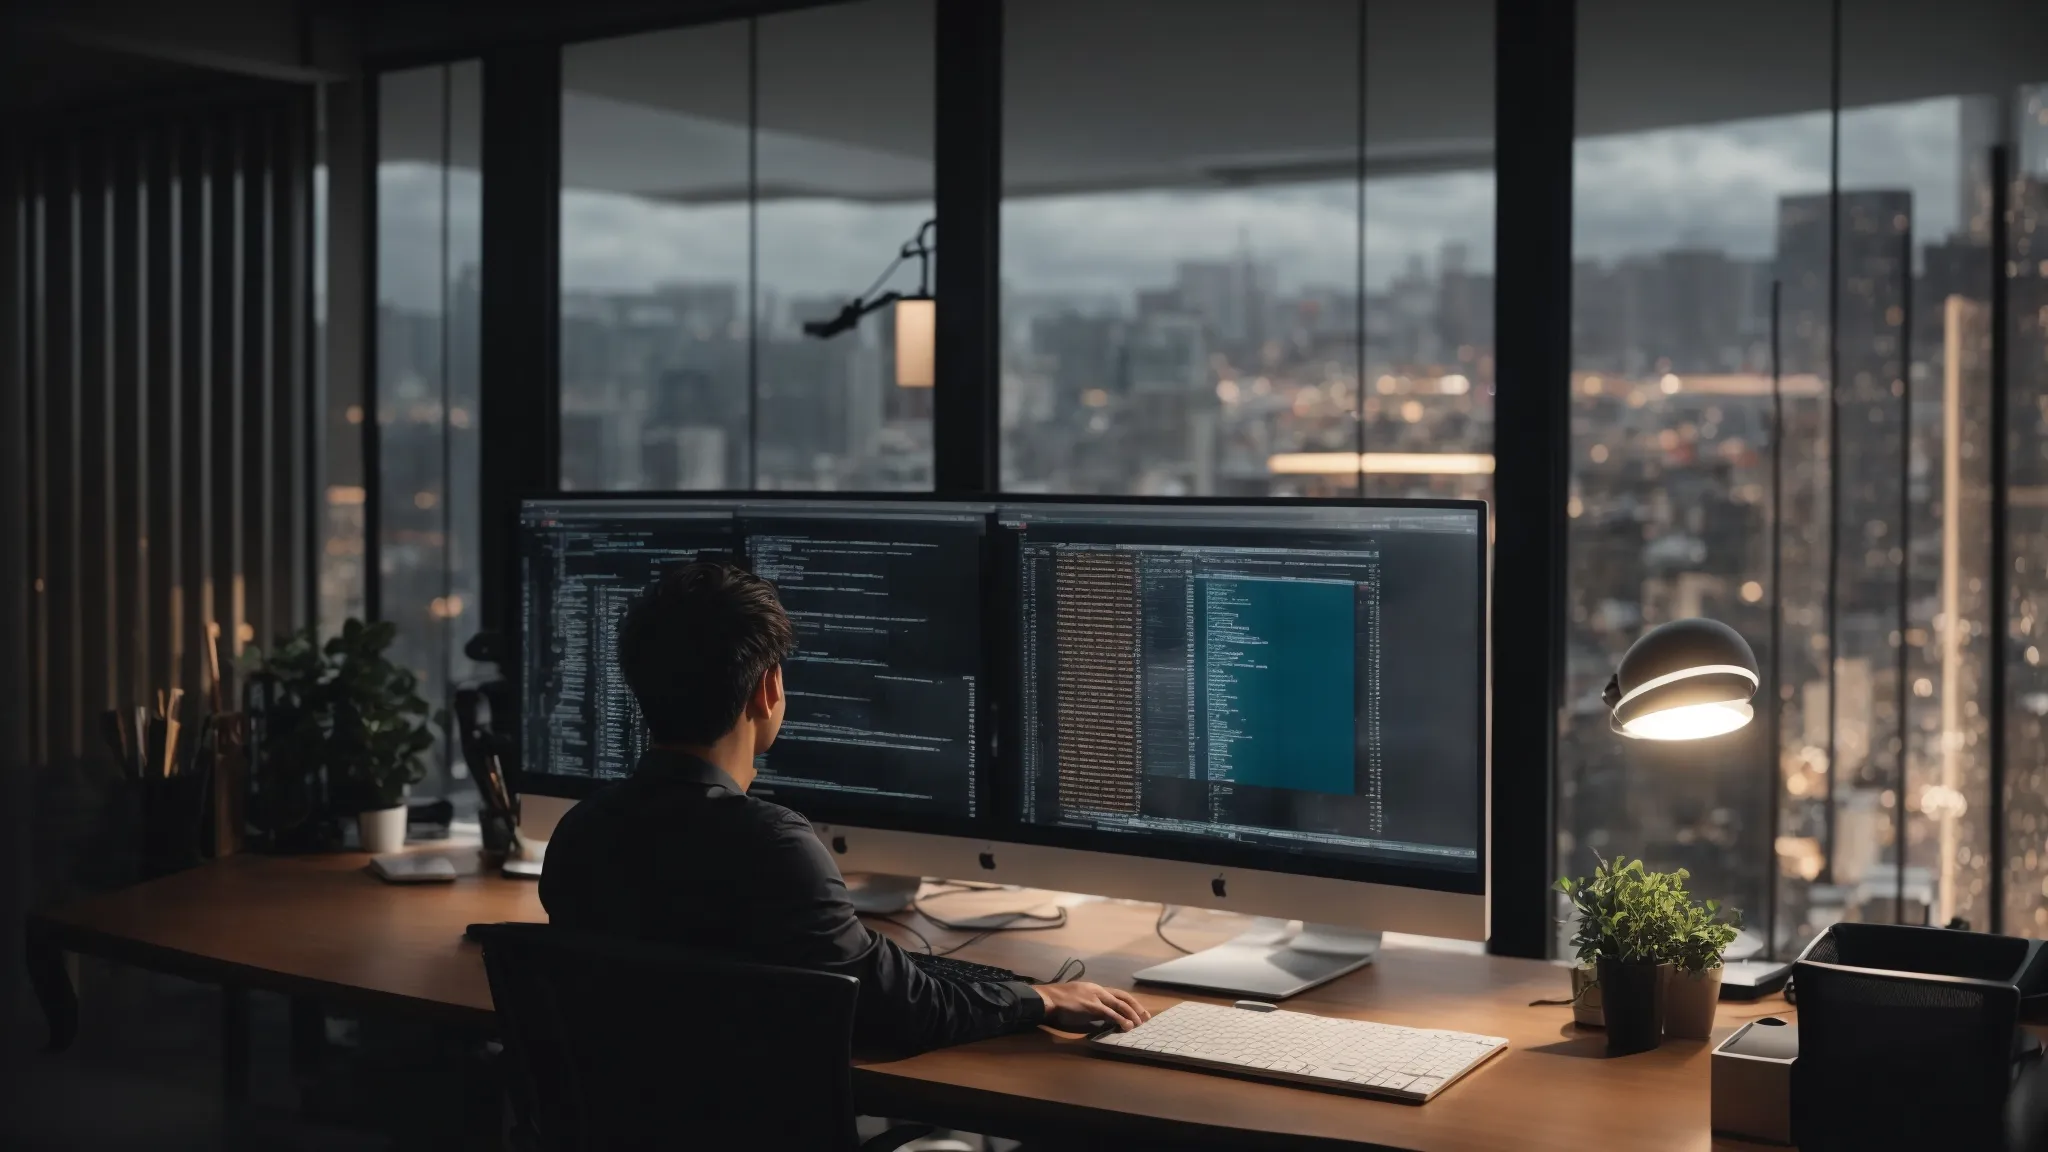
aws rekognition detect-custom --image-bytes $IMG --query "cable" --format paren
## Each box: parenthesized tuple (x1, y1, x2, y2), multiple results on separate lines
(854, 251, 909, 304)
(912, 890, 1068, 934)
(1154, 904, 1195, 955)
(860, 913, 933, 955)
(1049, 958, 1086, 984)
(933, 930, 1001, 958)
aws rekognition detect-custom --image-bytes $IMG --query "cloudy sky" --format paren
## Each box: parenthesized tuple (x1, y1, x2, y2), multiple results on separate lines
(377, 96, 1976, 315)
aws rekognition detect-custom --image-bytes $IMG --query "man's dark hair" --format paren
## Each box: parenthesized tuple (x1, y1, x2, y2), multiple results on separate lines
(619, 560, 795, 746)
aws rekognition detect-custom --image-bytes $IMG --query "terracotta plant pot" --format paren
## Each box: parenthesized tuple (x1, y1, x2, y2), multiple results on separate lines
(1598, 956, 1664, 1055)
(1571, 965, 1604, 1027)
(1662, 965, 1722, 1039)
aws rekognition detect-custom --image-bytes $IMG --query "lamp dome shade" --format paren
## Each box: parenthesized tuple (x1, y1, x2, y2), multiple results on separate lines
(1606, 618, 1760, 741)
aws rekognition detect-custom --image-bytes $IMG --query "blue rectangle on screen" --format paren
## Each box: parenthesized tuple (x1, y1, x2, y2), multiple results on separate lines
(1198, 575, 1356, 795)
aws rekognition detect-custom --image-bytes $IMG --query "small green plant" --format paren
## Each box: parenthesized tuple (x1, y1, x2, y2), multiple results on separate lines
(1668, 894, 1742, 974)
(1556, 853, 1742, 972)
(252, 619, 443, 817)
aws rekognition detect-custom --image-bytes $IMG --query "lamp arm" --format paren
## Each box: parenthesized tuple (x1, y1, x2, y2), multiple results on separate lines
(800, 290, 902, 339)
(901, 218, 937, 296)
(801, 218, 936, 339)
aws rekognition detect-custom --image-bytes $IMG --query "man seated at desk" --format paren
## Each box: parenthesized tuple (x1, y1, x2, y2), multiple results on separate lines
(540, 560, 1149, 1055)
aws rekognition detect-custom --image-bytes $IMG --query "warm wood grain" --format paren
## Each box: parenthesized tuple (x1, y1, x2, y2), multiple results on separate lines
(29, 849, 533, 1026)
(855, 893, 1779, 1152)
(32, 857, 1785, 1151)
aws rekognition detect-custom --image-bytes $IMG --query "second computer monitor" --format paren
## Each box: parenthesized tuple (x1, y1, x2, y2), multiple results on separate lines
(516, 496, 988, 830)
(1000, 501, 1484, 887)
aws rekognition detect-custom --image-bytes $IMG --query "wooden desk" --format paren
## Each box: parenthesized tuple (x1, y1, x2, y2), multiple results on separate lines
(27, 854, 1780, 1151)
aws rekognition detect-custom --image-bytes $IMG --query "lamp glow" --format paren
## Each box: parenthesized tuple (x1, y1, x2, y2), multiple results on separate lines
(895, 296, 935, 388)
(1604, 618, 1760, 742)
(1619, 700, 1755, 741)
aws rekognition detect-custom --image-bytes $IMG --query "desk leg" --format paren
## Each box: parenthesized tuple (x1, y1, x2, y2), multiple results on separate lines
(289, 995, 324, 1078)
(25, 931, 78, 1052)
(221, 985, 251, 1103)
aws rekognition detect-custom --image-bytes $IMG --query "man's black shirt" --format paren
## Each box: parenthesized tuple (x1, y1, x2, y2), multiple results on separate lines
(539, 749, 1044, 1055)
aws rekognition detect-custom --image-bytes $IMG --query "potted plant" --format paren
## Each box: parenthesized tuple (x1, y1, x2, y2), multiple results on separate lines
(250, 619, 440, 855)
(1556, 854, 1686, 1055)
(1662, 892, 1740, 1040)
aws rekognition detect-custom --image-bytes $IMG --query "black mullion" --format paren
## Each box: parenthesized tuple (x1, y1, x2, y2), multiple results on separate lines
(1987, 143, 2010, 934)
(477, 45, 562, 636)
(1489, 0, 1574, 958)
(1822, 0, 1842, 883)
(931, 0, 1002, 494)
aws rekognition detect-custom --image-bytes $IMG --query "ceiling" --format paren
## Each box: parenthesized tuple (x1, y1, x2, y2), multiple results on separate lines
(372, 0, 2048, 203)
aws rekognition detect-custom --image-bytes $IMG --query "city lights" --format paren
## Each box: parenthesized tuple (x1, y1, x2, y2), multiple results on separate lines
(1266, 452, 1496, 476)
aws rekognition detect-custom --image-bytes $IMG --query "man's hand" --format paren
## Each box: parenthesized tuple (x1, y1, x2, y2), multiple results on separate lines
(1034, 982, 1153, 1033)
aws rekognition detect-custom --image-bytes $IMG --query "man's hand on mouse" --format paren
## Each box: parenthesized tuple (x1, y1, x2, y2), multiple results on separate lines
(1034, 982, 1152, 1032)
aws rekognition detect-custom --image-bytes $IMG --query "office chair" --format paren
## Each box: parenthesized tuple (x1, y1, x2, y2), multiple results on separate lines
(472, 922, 932, 1152)
(1792, 956, 2030, 1151)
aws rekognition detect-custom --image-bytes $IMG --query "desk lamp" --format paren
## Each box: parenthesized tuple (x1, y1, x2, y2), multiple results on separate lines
(1602, 617, 1759, 740)
(1603, 617, 1788, 998)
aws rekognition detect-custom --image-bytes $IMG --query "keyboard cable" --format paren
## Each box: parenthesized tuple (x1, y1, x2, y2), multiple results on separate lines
(912, 888, 1069, 934)
(861, 913, 935, 955)
(1155, 904, 1195, 955)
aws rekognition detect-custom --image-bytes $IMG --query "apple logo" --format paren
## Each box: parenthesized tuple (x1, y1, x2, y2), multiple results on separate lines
(1212, 875, 1228, 899)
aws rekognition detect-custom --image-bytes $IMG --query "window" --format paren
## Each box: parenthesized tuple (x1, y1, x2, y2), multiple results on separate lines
(1563, 0, 2046, 953)
(376, 62, 483, 798)
(999, 0, 1494, 502)
(2008, 84, 2048, 933)
(558, 0, 935, 492)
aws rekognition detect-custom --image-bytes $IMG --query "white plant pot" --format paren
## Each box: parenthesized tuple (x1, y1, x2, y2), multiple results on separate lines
(358, 805, 407, 854)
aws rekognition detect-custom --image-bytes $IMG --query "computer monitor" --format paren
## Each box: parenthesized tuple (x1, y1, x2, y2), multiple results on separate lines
(517, 498, 739, 786)
(811, 498, 1487, 996)
(514, 496, 991, 835)
(1004, 500, 1484, 882)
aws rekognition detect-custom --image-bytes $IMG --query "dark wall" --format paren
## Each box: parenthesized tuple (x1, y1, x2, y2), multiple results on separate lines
(0, 54, 321, 1067)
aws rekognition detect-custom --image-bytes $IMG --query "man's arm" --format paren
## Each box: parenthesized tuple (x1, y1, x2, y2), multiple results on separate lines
(749, 813, 1044, 1056)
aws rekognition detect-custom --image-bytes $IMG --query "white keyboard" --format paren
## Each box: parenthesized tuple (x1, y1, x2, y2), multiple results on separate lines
(1089, 1001, 1507, 1102)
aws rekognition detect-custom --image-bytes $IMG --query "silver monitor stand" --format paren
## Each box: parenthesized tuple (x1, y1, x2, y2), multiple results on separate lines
(1134, 918, 1382, 1000)
(845, 872, 922, 914)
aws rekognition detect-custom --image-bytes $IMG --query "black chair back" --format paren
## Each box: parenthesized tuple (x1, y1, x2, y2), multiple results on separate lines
(473, 922, 865, 1152)
(1792, 957, 2022, 1151)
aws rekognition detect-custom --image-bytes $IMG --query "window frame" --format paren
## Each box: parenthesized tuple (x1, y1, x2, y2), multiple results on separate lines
(352, 0, 2034, 954)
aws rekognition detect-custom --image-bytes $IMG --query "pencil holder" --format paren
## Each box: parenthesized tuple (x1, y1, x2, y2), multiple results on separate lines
(141, 761, 212, 878)
(481, 810, 516, 855)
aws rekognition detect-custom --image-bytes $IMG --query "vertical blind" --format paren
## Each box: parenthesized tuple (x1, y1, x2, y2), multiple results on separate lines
(4, 85, 317, 773)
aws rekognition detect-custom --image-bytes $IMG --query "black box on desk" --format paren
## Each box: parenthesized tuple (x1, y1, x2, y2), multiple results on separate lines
(1711, 1017, 1796, 1146)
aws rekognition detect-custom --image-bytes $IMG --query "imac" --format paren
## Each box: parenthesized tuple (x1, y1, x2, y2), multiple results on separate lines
(812, 499, 1488, 999)
(510, 495, 994, 902)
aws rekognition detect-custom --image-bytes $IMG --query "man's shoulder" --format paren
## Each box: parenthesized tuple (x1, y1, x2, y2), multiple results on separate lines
(737, 793, 817, 840)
